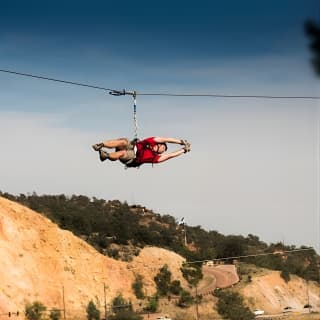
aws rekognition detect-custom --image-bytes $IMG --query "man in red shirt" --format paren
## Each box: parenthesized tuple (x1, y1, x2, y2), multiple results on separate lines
(92, 137, 191, 167)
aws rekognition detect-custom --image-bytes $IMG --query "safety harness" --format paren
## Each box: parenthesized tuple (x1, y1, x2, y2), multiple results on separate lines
(122, 140, 167, 168)
(110, 89, 166, 169)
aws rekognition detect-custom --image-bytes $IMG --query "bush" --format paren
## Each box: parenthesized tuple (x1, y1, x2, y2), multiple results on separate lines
(180, 264, 203, 287)
(143, 295, 158, 313)
(86, 300, 100, 320)
(49, 309, 61, 320)
(110, 294, 142, 320)
(215, 290, 254, 320)
(280, 269, 290, 282)
(169, 280, 183, 295)
(112, 294, 134, 314)
(154, 265, 172, 296)
(177, 290, 193, 308)
(132, 274, 145, 299)
(25, 302, 46, 320)
(109, 310, 142, 320)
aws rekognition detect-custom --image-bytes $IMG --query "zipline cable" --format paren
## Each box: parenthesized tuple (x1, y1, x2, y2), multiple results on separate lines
(0, 69, 114, 92)
(138, 92, 320, 99)
(1, 68, 320, 100)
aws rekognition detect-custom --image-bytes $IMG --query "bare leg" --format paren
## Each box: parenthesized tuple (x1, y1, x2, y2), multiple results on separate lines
(107, 150, 127, 161)
(93, 138, 129, 162)
(102, 138, 129, 149)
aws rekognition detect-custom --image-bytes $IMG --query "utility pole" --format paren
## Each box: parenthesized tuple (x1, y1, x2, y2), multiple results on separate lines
(306, 280, 311, 313)
(182, 223, 187, 246)
(104, 283, 107, 320)
(62, 286, 66, 320)
(178, 218, 187, 246)
(195, 284, 200, 320)
(184, 225, 187, 246)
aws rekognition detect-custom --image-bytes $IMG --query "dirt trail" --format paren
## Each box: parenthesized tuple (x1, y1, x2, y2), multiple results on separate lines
(196, 264, 239, 294)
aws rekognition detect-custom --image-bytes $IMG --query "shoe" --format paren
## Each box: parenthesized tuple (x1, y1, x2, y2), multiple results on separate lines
(183, 142, 191, 153)
(99, 150, 109, 162)
(92, 143, 104, 151)
(181, 139, 189, 146)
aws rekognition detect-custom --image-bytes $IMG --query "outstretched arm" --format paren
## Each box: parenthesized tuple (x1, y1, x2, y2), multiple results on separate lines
(156, 148, 186, 163)
(152, 137, 191, 163)
(154, 137, 185, 144)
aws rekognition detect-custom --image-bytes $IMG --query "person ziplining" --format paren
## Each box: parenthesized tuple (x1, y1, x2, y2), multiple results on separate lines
(92, 90, 191, 168)
(92, 137, 191, 168)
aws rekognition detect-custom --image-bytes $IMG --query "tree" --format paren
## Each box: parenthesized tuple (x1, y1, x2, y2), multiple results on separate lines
(169, 280, 183, 295)
(25, 302, 47, 320)
(112, 294, 132, 314)
(280, 268, 291, 283)
(154, 265, 172, 296)
(143, 294, 159, 313)
(49, 309, 61, 320)
(110, 311, 142, 320)
(180, 264, 203, 287)
(305, 20, 320, 76)
(216, 236, 245, 262)
(215, 290, 254, 320)
(110, 294, 142, 320)
(132, 274, 145, 299)
(86, 300, 100, 320)
(177, 290, 193, 308)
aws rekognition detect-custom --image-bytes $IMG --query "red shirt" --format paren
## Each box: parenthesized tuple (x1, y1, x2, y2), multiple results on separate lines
(135, 137, 161, 164)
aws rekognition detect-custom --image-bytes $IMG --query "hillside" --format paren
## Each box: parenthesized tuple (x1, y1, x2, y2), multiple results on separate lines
(241, 270, 320, 314)
(0, 197, 186, 318)
(2, 192, 319, 287)
(1, 196, 320, 320)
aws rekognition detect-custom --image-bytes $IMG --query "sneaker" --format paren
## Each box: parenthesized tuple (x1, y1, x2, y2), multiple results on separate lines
(99, 150, 109, 162)
(92, 143, 104, 151)
(183, 142, 191, 153)
(181, 139, 189, 146)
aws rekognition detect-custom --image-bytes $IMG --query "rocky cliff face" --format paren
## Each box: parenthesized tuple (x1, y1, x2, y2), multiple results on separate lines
(241, 271, 320, 314)
(0, 197, 186, 319)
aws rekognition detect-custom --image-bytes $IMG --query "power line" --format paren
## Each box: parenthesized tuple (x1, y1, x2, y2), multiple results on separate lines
(126, 248, 315, 268)
(185, 247, 315, 265)
(1, 68, 319, 100)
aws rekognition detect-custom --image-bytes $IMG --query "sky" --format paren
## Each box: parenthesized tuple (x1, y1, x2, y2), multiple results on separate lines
(0, 0, 319, 253)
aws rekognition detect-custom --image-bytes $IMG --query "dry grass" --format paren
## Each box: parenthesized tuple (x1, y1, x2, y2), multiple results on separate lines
(282, 313, 319, 320)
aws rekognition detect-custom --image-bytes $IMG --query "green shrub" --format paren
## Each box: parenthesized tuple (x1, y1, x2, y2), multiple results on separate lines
(154, 265, 172, 296)
(177, 290, 193, 308)
(280, 268, 290, 282)
(132, 274, 145, 299)
(215, 290, 254, 320)
(86, 300, 100, 320)
(109, 294, 142, 320)
(180, 264, 203, 286)
(169, 280, 183, 295)
(143, 295, 158, 313)
(25, 302, 46, 320)
(49, 309, 61, 320)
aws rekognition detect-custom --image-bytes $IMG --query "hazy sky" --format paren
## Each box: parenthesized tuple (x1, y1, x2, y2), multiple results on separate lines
(0, 0, 319, 253)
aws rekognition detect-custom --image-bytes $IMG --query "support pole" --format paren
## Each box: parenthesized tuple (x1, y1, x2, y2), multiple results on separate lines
(104, 283, 107, 320)
(62, 286, 66, 320)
